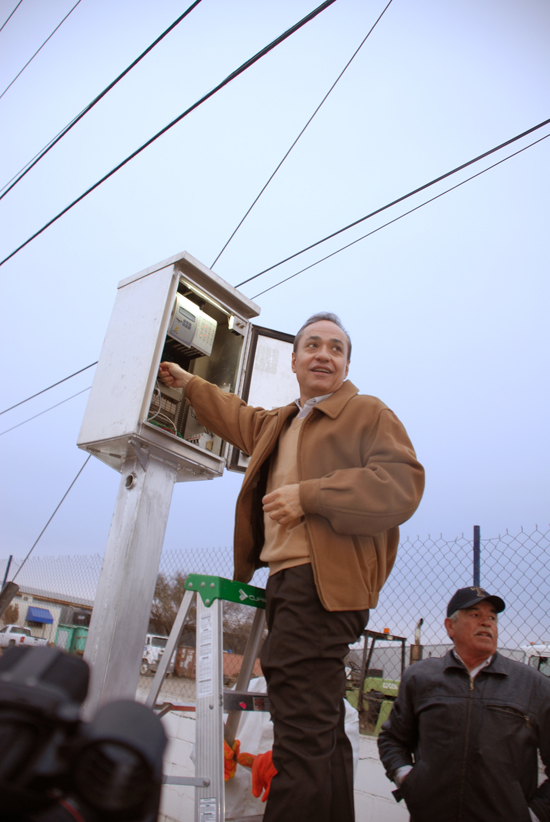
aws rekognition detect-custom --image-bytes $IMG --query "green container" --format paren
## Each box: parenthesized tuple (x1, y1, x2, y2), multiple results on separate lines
(73, 626, 88, 654)
(55, 624, 76, 652)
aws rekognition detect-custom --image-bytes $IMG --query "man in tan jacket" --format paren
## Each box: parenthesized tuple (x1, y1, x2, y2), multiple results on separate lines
(159, 312, 424, 822)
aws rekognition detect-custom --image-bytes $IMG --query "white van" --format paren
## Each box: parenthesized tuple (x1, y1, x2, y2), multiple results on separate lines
(141, 633, 175, 676)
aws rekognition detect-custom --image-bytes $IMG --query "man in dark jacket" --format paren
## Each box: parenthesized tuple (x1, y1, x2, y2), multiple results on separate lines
(378, 587, 550, 822)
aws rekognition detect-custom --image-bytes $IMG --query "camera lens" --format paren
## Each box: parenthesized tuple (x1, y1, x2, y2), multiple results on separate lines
(74, 741, 151, 813)
(72, 699, 166, 819)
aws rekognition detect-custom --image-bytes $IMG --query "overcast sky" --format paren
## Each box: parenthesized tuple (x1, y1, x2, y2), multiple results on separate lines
(1, 0, 549, 591)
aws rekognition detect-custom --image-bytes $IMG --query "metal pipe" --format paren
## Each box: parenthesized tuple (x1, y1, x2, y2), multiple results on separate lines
(473, 525, 481, 586)
(2, 555, 13, 589)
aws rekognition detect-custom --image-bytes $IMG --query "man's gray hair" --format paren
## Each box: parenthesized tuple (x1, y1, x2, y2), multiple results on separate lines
(293, 312, 352, 360)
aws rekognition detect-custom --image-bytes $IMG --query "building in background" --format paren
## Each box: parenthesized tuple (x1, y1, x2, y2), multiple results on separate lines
(1, 586, 93, 649)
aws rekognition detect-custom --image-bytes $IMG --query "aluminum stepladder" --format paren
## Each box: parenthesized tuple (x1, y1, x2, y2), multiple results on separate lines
(145, 574, 269, 822)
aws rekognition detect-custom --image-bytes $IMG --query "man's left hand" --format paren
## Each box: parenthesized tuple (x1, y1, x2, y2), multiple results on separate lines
(262, 484, 304, 525)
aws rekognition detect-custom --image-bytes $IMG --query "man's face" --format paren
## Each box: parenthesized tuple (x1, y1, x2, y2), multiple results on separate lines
(445, 601, 498, 660)
(292, 320, 350, 403)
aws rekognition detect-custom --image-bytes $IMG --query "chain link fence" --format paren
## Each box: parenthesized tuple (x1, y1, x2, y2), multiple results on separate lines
(2, 526, 549, 712)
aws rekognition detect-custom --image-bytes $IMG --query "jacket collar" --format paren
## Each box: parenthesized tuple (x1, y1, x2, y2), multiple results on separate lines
(443, 649, 508, 676)
(294, 379, 359, 419)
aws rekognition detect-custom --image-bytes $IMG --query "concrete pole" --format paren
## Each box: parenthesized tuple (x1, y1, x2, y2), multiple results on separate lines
(84, 452, 177, 717)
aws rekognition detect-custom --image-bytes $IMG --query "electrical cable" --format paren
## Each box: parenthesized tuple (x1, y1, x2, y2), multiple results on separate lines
(4, 131, 547, 428)
(0, 0, 204, 200)
(0, 0, 24, 35)
(5, 131, 547, 427)
(0, 0, 337, 269)
(0, 0, 83, 103)
(11, 455, 91, 582)
(0, 361, 97, 416)
(249, 131, 550, 300)
(5, 138, 547, 577)
(146, 382, 178, 433)
(147, 383, 164, 424)
(210, 0, 394, 268)
(236, 115, 550, 289)
(0, 386, 91, 437)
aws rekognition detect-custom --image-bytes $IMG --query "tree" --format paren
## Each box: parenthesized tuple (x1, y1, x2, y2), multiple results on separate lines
(1, 602, 19, 626)
(149, 572, 264, 654)
(150, 572, 193, 639)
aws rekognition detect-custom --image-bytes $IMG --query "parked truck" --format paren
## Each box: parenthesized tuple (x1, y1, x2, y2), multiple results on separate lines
(141, 633, 175, 676)
(522, 644, 550, 678)
(0, 624, 48, 648)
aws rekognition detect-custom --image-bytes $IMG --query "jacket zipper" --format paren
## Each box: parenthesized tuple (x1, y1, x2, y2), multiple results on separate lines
(488, 704, 531, 727)
(238, 408, 296, 557)
(457, 676, 474, 820)
(295, 411, 322, 592)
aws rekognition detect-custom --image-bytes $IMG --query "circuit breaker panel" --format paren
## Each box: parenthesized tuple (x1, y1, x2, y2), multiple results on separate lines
(78, 251, 260, 482)
(144, 277, 248, 461)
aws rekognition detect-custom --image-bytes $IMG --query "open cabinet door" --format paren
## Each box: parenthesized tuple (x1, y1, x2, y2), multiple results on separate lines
(226, 325, 299, 473)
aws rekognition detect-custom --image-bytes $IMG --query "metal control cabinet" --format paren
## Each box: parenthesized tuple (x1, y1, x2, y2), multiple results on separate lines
(77, 250, 261, 480)
(78, 251, 300, 715)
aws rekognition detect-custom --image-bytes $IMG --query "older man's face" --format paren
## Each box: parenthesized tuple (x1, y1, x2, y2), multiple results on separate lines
(445, 601, 498, 660)
(291, 320, 350, 403)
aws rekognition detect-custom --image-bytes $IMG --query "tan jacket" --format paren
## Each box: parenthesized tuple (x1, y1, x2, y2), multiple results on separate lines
(185, 376, 425, 611)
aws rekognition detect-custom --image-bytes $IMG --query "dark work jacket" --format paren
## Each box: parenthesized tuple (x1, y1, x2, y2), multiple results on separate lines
(378, 651, 550, 822)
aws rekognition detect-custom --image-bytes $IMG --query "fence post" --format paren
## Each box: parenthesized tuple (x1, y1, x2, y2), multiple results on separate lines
(473, 525, 480, 586)
(2, 555, 13, 589)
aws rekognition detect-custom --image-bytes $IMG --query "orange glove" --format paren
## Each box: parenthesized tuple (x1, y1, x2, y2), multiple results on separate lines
(223, 739, 240, 782)
(250, 750, 277, 803)
(237, 750, 256, 769)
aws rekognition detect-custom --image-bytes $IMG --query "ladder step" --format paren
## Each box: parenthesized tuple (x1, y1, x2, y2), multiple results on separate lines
(224, 690, 271, 713)
(163, 775, 210, 787)
(226, 816, 265, 822)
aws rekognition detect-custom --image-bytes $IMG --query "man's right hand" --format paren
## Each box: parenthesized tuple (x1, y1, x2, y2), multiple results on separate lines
(158, 361, 193, 389)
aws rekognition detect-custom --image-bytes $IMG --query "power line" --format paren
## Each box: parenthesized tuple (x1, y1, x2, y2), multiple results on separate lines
(12, 455, 91, 582)
(0, 0, 24, 34)
(5, 129, 548, 429)
(0, 386, 91, 436)
(236, 116, 550, 289)
(0, 362, 97, 416)
(0, 0, 83, 103)
(6, 131, 548, 427)
(0, 0, 337, 270)
(0, 0, 204, 200)
(210, 0, 394, 268)
(250, 131, 550, 300)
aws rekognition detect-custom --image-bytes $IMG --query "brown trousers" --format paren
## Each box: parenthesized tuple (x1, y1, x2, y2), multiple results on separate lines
(260, 564, 369, 822)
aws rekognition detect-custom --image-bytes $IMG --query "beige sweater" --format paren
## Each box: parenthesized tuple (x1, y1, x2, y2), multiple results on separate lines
(261, 416, 311, 574)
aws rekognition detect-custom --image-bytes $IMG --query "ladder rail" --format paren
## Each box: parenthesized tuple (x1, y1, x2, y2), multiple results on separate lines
(224, 607, 266, 745)
(145, 588, 195, 709)
(195, 595, 225, 822)
(145, 576, 268, 822)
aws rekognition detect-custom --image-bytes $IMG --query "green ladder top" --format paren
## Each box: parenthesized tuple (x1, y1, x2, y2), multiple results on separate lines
(185, 574, 266, 609)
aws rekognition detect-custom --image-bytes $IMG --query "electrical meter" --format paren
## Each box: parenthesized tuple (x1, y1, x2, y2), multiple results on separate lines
(167, 293, 217, 357)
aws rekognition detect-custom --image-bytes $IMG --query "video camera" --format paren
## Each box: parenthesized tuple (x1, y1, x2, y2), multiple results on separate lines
(0, 645, 167, 822)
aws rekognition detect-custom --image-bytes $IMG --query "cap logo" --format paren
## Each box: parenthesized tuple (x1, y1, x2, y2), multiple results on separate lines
(470, 587, 487, 597)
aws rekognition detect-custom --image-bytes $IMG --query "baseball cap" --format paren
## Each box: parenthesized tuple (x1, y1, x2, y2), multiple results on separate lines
(446, 586, 505, 618)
